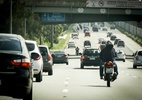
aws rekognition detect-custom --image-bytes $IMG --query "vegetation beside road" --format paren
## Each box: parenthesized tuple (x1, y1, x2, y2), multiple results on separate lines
(116, 26, 142, 47)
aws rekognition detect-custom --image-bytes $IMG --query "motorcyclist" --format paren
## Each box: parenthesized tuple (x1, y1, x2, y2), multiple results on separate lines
(75, 47, 79, 55)
(99, 42, 118, 81)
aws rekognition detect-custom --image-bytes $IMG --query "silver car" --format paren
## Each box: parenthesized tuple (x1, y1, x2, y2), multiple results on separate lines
(38, 45, 53, 75)
(133, 50, 142, 68)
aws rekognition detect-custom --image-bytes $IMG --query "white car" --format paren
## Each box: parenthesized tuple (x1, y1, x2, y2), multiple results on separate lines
(115, 50, 126, 62)
(68, 41, 76, 48)
(26, 40, 43, 82)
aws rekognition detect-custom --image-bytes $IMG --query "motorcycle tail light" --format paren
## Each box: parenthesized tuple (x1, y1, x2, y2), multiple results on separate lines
(11, 58, 31, 68)
(105, 61, 113, 68)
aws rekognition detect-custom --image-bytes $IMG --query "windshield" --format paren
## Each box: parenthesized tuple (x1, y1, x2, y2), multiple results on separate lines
(0, 36, 21, 51)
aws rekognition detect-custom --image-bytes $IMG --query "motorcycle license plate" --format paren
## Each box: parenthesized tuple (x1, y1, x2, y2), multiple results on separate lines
(106, 68, 113, 73)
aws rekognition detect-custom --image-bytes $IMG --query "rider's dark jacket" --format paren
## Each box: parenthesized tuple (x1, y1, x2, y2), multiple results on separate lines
(100, 44, 115, 62)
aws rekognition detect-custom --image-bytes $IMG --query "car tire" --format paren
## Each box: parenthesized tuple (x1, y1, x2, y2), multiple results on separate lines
(81, 63, 84, 69)
(123, 59, 125, 62)
(36, 70, 42, 82)
(66, 62, 69, 65)
(48, 69, 53, 75)
(133, 64, 137, 69)
(23, 83, 33, 100)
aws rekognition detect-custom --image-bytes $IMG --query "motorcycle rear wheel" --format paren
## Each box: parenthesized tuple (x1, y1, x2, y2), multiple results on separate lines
(106, 74, 111, 87)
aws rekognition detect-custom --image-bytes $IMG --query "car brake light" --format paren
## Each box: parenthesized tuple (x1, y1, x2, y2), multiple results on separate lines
(136, 56, 139, 60)
(82, 55, 85, 60)
(47, 55, 51, 60)
(11, 58, 31, 68)
(64, 54, 67, 56)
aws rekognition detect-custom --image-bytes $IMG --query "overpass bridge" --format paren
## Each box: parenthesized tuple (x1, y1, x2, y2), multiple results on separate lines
(25, 0, 142, 24)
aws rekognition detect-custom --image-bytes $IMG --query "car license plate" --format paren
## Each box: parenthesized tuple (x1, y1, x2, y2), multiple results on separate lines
(106, 68, 113, 73)
(90, 57, 95, 60)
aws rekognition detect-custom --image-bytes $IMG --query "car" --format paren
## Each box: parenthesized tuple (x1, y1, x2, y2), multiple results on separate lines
(117, 40, 125, 47)
(98, 38, 104, 44)
(84, 27, 89, 33)
(80, 48, 100, 69)
(72, 33, 79, 39)
(114, 38, 121, 45)
(102, 27, 108, 31)
(84, 31, 91, 37)
(100, 40, 107, 45)
(92, 27, 98, 32)
(26, 40, 43, 82)
(110, 25, 116, 30)
(52, 50, 69, 65)
(133, 50, 142, 68)
(84, 40, 91, 47)
(68, 41, 76, 48)
(38, 45, 53, 75)
(110, 35, 117, 40)
(0, 33, 34, 100)
(115, 50, 126, 62)
(107, 32, 113, 37)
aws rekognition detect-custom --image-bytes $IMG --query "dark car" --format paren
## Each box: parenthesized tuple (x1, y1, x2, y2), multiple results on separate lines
(114, 38, 121, 45)
(84, 31, 91, 37)
(92, 27, 98, 32)
(38, 45, 53, 75)
(0, 33, 34, 100)
(52, 50, 69, 65)
(80, 48, 100, 69)
(84, 40, 91, 47)
(110, 35, 117, 40)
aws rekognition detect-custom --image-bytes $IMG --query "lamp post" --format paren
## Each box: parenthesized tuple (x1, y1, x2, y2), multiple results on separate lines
(10, 0, 12, 34)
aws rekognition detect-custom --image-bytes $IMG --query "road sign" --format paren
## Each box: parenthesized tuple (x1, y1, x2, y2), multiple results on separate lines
(42, 13, 65, 22)
(86, 0, 142, 8)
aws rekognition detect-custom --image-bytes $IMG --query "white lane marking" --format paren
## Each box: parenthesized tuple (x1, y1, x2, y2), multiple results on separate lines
(62, 89, 68, 93)
(64, 82, 69, 86)
(66, 77, 70, 81)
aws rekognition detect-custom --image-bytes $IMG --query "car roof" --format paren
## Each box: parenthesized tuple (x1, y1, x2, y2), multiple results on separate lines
(26, 40, 37, 44)
(38, 45, 49, 48)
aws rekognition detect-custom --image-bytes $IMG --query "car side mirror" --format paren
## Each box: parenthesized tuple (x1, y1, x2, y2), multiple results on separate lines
(51, 54, 55, 57)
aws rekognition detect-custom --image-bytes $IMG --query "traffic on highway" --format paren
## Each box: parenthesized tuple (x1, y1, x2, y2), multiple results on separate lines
(0, 22, 142, 100)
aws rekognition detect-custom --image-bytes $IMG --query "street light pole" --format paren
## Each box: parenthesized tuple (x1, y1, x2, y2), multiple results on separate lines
(10, 0, 12, 34)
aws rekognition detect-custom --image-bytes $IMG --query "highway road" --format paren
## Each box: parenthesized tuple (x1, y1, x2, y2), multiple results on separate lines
(0, 24, 142, 100)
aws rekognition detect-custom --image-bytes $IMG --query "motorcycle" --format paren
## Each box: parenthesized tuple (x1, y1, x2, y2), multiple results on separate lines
(76, 50, 79, 55)
(103, 61, 117, 87)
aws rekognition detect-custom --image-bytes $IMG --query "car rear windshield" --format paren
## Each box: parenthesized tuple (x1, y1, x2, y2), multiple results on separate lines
(53, 51, 65, 54)
(26, 43, 35, 51)
(39, 47, 48, 56)
(0, 36, 21, 51)
(84, 49, 99, 55)
(138, 51, 142, 56)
